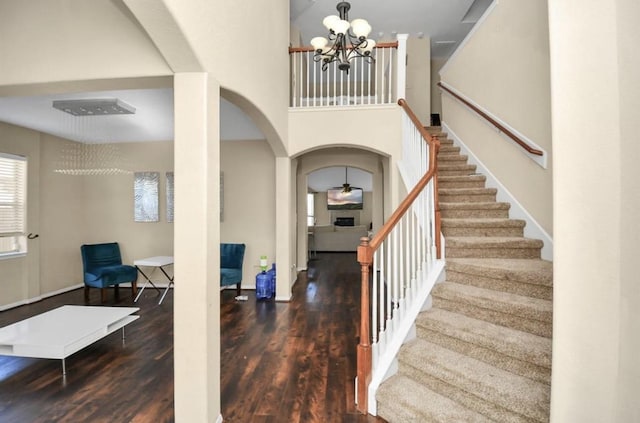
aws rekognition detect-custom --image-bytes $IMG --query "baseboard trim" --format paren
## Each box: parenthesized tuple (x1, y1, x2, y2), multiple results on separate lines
(0, 283, 84, 312)
(442, 122, 553, 260)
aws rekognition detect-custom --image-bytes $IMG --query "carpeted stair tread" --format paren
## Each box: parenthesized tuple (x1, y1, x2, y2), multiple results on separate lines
(440, 202, 510, 210)
(445, 258, 552, 300)
(438, 174, 487, 189)
(439, 188, 497, 203)
(417, 308, 551, 374)
(399, 339, 550, 422)
(438, 162, 476, 170)
(442, 218, 525, 237)
(446, 236, 543, 249)
(447, 258, 553, 287)
(377, 374, 493, 423)
(436, 138, 454, 145)
(432, 283, 552, 337)
(438, 154, 469, 162)
(445, 237, 543, 259)
(440, 202, 511, 219)
(433, 282, 552, 323)
(439, 187, 498, 196)
(442, 218, 525, 228)
(438, 145, 461, 154)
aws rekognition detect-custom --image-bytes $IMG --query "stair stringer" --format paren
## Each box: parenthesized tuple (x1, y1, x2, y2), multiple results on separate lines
(442, 122, 553, 260)
(366, 259, 446, 416)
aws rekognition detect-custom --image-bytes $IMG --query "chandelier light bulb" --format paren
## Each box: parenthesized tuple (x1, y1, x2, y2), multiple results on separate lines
(361, 39, 376, 54)
(323, 15, 340, 31)
(311, 36, 328, 52)
(350, 19, 371, 39)
(333, 19, 351, 35)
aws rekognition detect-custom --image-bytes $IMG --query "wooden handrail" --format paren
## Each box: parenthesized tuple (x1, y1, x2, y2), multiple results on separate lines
(369, 99, 442, 256)
(355, 98, 441, 414)
(437, 82, 543, 156)
(288, 41, 399, 54)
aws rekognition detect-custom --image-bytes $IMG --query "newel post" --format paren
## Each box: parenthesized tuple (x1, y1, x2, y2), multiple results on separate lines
(356, 237, 373, 414)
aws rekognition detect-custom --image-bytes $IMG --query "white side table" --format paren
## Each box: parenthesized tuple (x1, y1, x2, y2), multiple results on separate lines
(133, 256, 174, 304)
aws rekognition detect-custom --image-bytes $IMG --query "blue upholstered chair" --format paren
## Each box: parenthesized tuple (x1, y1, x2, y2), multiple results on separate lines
(220, 243, 246, 296)
(81, 242, 138, 303)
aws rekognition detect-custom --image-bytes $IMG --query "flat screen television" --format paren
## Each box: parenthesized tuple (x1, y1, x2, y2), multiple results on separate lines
(327, 188, 363, 210)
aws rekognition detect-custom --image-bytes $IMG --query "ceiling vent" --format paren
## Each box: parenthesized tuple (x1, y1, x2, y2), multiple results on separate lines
(52, 98, 136, 116)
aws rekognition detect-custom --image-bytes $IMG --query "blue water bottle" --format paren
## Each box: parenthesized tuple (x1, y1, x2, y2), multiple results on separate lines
(267, 263, 276, 298)
(256, 271, 270, 300)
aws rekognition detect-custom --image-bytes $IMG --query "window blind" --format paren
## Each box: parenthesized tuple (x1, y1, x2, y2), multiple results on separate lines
(0, 153, 27, 237)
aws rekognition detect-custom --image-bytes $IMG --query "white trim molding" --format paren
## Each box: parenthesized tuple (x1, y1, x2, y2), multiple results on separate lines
(0, 283, 84, 312)
(442, 123, 553, 261)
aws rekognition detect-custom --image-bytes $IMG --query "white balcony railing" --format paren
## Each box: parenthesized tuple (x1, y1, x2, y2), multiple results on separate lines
(289, 36, 407, 108)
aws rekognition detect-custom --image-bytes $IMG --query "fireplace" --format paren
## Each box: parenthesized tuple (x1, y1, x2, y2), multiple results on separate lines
(334, 217, 355, 227)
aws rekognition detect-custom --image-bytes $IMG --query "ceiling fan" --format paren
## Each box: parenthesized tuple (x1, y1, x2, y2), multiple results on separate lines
(341, 167, 352, 193)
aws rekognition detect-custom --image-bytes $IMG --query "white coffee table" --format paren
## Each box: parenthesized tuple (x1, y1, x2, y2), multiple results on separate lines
(0, 305, 139, 375)
(133, 256, 174, 304)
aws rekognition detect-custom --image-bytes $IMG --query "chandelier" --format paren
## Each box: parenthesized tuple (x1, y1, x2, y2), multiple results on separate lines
(52, 98, 134, 175)
(310, 2, 376, 73)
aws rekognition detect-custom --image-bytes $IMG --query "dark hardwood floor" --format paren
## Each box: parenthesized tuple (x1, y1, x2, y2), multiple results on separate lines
(0, 253, 386, 422)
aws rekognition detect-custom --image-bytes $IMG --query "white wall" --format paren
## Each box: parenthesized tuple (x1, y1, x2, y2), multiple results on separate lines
(0, 122, 175, 309)
(220, 140, 276, 289)
(161, 0, 290, 154)
(430, 58, 447, 118)
(289, 107, 402, 159)
(439, 0, 553, 235)
(0, 0, 171, 87)
(82, 141, 174, 262)
(549, 0, 640, 421)
(405, 37, 431, 123)
(0, 123, 45, 307)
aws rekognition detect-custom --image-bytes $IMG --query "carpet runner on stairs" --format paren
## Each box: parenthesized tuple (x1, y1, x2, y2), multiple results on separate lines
(376, 127, 553, 422)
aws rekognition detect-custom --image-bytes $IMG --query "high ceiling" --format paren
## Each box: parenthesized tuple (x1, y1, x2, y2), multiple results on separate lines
(291, 0, 492, 58)
(0, 0, 491, 144)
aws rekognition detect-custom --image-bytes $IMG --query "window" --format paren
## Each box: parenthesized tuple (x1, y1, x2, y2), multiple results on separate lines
(0, 153, 27, 256)
(307, 193, 315, 226)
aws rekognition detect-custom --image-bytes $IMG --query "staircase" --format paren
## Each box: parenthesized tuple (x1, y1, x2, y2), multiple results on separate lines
(376, 128, 552, 422)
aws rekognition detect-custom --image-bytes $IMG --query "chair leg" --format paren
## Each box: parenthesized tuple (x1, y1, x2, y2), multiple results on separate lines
(101, 288, 108, 303)
(84, 286, 90, 303)
(236, 283, 241, 296)
(114, 285, 120, 300)
(131, 280, 138, 298)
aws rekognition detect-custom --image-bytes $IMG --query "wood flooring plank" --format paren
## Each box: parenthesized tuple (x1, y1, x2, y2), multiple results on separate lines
(0, 253, 386, 422)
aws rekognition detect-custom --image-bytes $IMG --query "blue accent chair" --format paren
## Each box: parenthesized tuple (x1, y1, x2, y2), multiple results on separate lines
(81, 242, 138, 303)
(221, 243, 246, 296)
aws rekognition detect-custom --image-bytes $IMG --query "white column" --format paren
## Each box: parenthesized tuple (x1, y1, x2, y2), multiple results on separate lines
(395, 34, 409, 100)
(549, 0, 640, 421)
(296, 170, 308, 271)
(275, 156, 293, 300)
(173, 72, 221, 422)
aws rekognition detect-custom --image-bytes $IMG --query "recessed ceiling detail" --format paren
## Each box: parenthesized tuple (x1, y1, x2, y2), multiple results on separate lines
(52, 98, 136, 116)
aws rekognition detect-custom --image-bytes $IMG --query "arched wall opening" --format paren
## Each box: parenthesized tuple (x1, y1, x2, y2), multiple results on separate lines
(294, 147, 390, 271)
